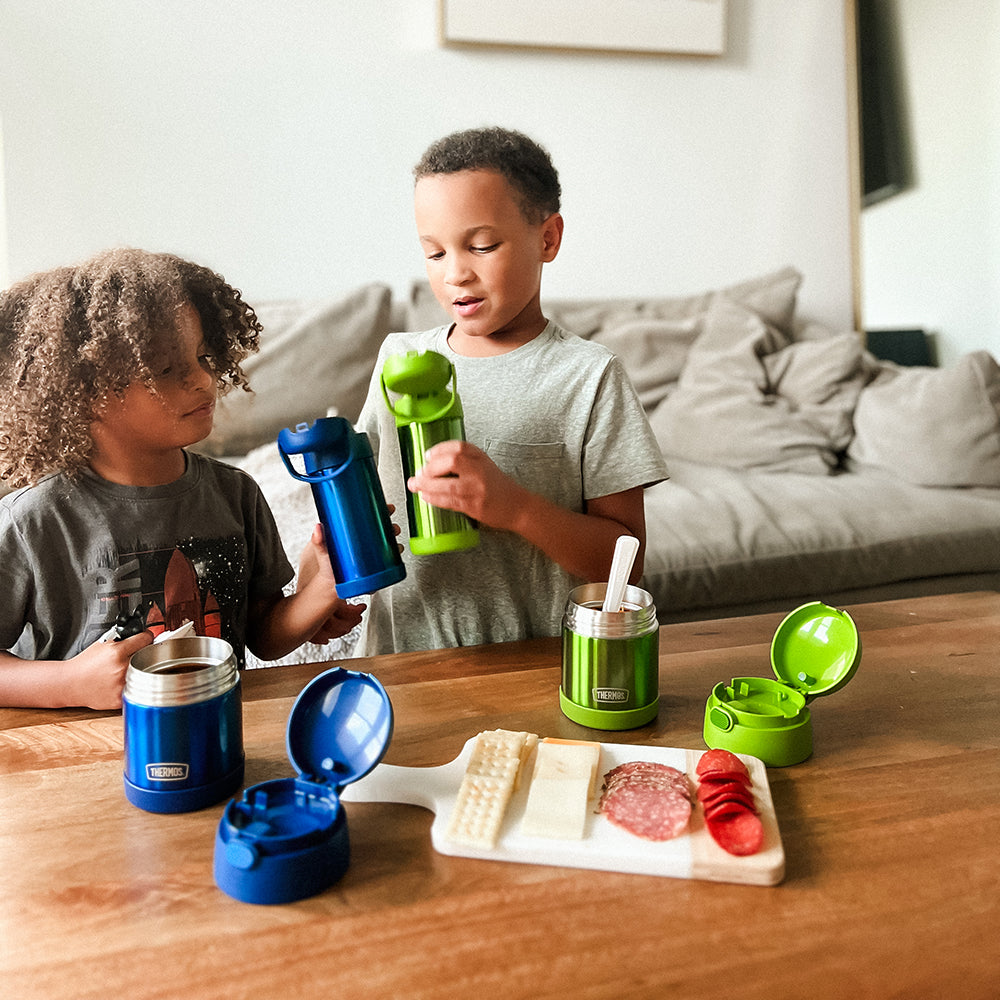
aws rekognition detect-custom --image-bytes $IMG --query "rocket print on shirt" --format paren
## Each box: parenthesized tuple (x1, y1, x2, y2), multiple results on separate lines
(92, 534, 248, 645)
(144, 547, 223, 637)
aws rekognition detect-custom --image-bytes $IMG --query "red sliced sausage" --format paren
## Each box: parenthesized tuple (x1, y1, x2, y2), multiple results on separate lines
(696, 749, 750, 780)
(705, 808, 765, 856)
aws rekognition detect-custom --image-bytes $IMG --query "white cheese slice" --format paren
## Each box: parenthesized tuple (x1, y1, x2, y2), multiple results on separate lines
(519, 739, 602, 840)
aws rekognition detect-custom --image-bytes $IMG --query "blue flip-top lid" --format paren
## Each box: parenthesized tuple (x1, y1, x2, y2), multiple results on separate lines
(213, 667, 393, 905)
(286, 666, 393, 786)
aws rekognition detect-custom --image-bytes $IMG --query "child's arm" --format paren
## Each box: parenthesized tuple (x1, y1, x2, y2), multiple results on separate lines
(407, 440, 647, 584)
(245, 524, 366, 662)
(0, 630, 153, 710)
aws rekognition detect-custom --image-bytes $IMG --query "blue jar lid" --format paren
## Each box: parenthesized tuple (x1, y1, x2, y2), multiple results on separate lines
(213, 668, 393, 904)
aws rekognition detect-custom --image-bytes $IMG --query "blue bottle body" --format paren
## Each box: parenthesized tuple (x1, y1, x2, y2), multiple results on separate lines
(277, 417, 405, 598)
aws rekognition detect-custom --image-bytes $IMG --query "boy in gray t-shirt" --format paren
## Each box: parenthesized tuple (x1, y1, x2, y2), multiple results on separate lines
(0, 249, 365, 709)
(348, 127, 669, 655)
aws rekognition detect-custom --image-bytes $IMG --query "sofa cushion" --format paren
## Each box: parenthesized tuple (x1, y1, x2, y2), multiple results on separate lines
(406, 267, 803, 413)
(847, 350, 1000, 487)
(640, 457, 1000, 617)
(647, 295, 872, 474)
(197, 284, 392, 458)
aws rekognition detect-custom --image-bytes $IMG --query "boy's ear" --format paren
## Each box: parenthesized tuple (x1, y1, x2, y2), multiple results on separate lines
(540, 212, 564, 262)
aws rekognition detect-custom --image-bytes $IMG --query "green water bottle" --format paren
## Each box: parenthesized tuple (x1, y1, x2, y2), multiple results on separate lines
(381, 350, 480, 556)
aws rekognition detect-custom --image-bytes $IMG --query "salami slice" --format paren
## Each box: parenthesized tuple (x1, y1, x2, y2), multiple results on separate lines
(603, 761, 690, 792)
(599, 762, 692, 841)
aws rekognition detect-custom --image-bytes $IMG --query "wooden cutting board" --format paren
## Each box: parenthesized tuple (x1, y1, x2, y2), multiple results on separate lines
(341, 740, 785, 886)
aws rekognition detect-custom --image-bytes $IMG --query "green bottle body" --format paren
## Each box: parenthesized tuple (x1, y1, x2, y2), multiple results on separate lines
(397, 415, 480, 555)
(381, 350, 480, 556)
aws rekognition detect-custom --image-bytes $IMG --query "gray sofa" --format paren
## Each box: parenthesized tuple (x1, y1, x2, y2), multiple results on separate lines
(196, 267, 1000, 661)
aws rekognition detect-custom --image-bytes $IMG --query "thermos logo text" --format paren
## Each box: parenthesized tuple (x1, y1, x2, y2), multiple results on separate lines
(592, 688, 629, 704)
(146, 763, 189, 781)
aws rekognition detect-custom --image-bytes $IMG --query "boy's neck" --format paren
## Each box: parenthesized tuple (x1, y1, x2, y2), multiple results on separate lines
(446, 306, 550, 358)
(87, 447, 188, 487)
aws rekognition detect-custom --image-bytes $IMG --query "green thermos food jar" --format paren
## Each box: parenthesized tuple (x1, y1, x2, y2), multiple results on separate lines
(560, 582, 660, 730)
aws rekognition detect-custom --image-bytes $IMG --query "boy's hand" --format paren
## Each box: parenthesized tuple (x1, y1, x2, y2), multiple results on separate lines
(69, 630, 154, 709)
(407, 440, 524, 530)
(308, 599, 366, 644)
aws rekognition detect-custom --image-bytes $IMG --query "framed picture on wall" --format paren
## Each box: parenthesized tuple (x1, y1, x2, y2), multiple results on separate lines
(439, 0, 727, 57)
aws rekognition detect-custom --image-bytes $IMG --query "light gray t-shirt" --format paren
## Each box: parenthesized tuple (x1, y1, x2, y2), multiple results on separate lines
(354, 321, 669, 655)
(0, 452, 293, 665)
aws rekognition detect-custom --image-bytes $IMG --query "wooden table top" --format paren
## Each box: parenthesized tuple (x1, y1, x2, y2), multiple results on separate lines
(2, 591, 998, 1000)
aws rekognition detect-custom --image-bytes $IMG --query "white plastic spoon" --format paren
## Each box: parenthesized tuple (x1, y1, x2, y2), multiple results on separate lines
(602, 534, 640, 613)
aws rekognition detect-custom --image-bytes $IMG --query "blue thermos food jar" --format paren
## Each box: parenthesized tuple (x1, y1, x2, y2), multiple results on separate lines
(123, 636, 244, 814)
(277, 416, 405, 598)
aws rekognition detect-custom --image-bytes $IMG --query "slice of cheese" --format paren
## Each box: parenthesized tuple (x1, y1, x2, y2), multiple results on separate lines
(519, 739, 602, 840)
(537, 738, 602, 796)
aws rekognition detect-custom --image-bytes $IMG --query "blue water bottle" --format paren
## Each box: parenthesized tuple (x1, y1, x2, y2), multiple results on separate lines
(277, 417, 405, 598)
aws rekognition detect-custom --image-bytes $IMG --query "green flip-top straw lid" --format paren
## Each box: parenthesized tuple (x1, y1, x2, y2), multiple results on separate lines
(703, 602, 861, 766)
(381, 350, 461, 424)
(382, 349, 451, 395)
(769, 601, 861, 699)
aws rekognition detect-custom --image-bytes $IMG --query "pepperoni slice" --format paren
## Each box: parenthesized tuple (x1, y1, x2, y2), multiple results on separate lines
(695, 749, 763, 856)
(695, 769, 752, 788)
(695, 749, 750, 780)
(695, 780, 753, 804)
(698, 784, 757, 813)
(705, 808, 765, 856)
(703, 798, 755, 822)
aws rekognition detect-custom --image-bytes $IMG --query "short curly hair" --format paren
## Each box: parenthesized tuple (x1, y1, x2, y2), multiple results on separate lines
(0, 247, 262, 487)
(414, 126, 561, 223)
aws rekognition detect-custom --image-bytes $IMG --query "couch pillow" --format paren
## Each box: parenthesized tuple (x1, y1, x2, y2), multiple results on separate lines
(847, 350, 1000, 487)
(197, 284, 392, 458)
(406, 266, 803, 413)
(649, 296, 869, 474)
(763, 331, 880, 452)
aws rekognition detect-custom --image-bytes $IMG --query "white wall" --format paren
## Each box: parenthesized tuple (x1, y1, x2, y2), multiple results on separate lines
(0, 1, 855, 330)
(860, 0, 1000, 367)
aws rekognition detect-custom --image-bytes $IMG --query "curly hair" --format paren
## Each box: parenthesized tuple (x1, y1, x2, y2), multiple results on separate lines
(0, 247, 262, 487)
(414, 126, 561, 223)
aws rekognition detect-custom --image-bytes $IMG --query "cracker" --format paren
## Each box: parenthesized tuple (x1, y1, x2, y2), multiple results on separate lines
(445, 729, 536, 849)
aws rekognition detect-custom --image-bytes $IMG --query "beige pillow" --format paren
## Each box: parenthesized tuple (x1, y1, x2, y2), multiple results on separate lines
(847, 351, 1000, 487)
(649, 296, 870, 474)
(763, 332, 879, 452)
(198, 284, 392, 458)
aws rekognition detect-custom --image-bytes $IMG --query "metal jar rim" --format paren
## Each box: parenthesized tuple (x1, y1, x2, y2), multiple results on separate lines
(563, 583, 658, 640)
(124, 636, 238, 707)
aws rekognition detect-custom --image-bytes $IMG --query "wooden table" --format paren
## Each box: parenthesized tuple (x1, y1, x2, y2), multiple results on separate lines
(2, 591, 998, 1000)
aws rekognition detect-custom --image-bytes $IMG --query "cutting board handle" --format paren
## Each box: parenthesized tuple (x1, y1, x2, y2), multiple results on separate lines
(342, 756, 466, 813)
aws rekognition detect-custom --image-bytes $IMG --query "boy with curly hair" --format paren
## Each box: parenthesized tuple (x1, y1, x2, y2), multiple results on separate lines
(349, 126, 668, 654)
(0, 248, 363, 709)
